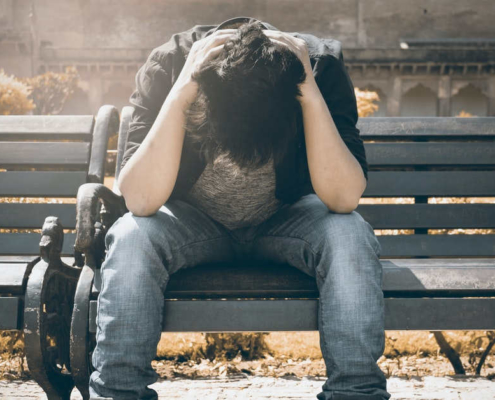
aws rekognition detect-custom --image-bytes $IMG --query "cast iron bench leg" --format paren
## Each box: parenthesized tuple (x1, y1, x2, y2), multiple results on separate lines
(24, 217, 81, 400)
(70, 265, 95, 400)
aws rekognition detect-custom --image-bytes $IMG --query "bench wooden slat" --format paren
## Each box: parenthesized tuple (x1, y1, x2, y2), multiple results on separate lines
(0, 171, 87, 197)
(365, 142, 495, 166)
(0, 204, 76, 229)
(0, 255, 74, 264)
(0, 258, 39, 294)
(379, 234, 495, 257)
(0, 115, 94, 140)
(0, 142, 90, 168)
(358, 117, 495, 137)
(0, 297, 21, 330)
(87, 298, 495, 332)
(364, 171, 495, 197)
(0, 264, 31, 294)
(90, 258, 495, 299)
(385, 298, 495, 330)
(0, 256, 41, 262)
(356, 204, 495, 229)
(0, 233, 76, 255)
(381, 259, 495, 294)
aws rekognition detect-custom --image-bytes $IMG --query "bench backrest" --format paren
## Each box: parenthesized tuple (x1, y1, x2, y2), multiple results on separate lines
(356, 117, 495, 258)
(117, 107, 495, 259)
(0, 105, 119, 257)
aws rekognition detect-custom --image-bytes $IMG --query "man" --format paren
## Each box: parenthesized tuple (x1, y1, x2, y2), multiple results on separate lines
(89, 16, 390, 400)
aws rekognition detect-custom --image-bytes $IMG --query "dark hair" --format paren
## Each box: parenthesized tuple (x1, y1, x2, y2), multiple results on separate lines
(184, 20, 307, 169)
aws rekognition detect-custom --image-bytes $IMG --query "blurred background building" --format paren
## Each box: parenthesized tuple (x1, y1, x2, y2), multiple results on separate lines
(1, 0, 494, 117)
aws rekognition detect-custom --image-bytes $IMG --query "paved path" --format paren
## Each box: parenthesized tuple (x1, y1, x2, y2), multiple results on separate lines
(1, 375, 494, 399)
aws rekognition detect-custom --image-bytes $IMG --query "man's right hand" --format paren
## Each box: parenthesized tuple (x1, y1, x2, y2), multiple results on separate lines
(171, 29, 238, 106)
(118, 29, 237, 216)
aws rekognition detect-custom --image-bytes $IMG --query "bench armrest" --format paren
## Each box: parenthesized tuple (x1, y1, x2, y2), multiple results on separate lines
(74, 183, 127, 267)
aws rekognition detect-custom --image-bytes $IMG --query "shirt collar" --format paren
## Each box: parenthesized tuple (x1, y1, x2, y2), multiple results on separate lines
(205, 16, 280, 37)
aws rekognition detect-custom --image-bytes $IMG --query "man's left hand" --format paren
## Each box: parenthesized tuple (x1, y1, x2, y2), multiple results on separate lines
(263, 30, 320, 103)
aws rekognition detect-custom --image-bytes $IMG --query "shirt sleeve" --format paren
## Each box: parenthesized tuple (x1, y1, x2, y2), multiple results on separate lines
(120, 53, 173, 172)
(313, 51, 369, 181)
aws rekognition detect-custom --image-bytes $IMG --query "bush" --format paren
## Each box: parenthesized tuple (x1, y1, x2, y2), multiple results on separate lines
(0, 69, 35, 115)
(21, 66, 79, 115)
(355, 88, 380, 117)
(204, 332, 272, 361)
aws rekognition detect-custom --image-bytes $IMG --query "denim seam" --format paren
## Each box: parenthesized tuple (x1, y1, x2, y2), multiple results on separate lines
(371, 239, 381, 258)
(257, 234, 326, 282)
(257, 235, 335, 372)
(171, 234, 232, 257)
(257, 233, 318, 256)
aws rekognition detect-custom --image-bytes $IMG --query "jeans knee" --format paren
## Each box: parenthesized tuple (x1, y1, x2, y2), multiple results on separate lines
(106, 211, 163, 250)
(315, 211, 382, 281)
(321, 211, 380, 253)
(102, 212, 169, 287)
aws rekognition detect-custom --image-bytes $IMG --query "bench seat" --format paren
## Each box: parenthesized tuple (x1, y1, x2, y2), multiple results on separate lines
(88, 258, 495, 332)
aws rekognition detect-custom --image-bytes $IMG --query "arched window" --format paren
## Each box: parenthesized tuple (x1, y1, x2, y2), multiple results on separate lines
(451, 83, 488, 117)
(400, 83, 438, 117)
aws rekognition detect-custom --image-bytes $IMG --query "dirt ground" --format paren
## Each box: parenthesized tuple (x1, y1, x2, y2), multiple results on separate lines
(2, 331, 495, 381)
(1, 374, 495, 399)
(1, 326, 495, 400)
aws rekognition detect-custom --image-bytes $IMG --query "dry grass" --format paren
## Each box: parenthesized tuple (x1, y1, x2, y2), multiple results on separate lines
(153, 330, 495, 362)
(148, 331, 495, 379)
(3, 330, 495, 381)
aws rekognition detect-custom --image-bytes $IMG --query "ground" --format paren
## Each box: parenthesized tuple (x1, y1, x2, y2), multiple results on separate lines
(2, 331, 495, 398)
(1, 375, 495, 399)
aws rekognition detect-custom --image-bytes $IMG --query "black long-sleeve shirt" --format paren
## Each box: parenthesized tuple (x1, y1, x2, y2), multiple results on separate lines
(122, 16, 368, 205)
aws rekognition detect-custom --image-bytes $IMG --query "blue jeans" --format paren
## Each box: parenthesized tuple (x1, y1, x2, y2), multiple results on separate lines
(89, 194, 390, 400)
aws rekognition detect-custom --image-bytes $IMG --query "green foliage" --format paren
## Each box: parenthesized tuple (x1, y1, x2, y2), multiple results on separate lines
(0, 69, 35, 115)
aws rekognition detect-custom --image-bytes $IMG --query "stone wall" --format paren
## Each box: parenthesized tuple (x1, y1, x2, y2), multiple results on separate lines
(2, 0, 495, 51)
(1, 0, 494, 116)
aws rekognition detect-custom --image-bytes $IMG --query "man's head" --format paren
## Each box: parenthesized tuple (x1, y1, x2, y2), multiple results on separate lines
(185, 20, 307, 169)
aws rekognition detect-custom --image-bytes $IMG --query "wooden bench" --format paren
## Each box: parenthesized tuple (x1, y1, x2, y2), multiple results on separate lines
(0, 105, 119, 400)
(66, 108, 495, 399)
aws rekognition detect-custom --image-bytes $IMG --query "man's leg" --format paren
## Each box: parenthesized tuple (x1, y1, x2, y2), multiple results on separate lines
(89, 199, 237, 400)
(250, 194, 390, 400)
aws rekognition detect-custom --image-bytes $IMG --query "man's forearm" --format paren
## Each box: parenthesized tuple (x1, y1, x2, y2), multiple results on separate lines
(118, 90, 189, 216)
(300, 82, 367, 213)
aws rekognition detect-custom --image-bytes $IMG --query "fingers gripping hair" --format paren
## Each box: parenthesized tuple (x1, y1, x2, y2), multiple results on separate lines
(186, 21, 307, 169)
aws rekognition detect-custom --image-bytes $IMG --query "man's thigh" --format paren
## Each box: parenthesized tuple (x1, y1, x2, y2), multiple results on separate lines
(250, 194, 381, 277)
(107, 198, 238, 275)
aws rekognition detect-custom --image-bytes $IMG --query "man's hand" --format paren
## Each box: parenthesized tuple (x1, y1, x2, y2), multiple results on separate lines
(265, 30, 366, 212)
(263, 30, 320, 103)
(171, 29, 238, 107)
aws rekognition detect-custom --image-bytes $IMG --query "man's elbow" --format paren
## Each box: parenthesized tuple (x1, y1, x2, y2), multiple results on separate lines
(128, 206, 160, 217)
(118, 176, 164, 217)
(324, 198, 359, 214)
(326, 174, 367, 213)
(122, 195, 162, 217)
(317, 189, 361, 213)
